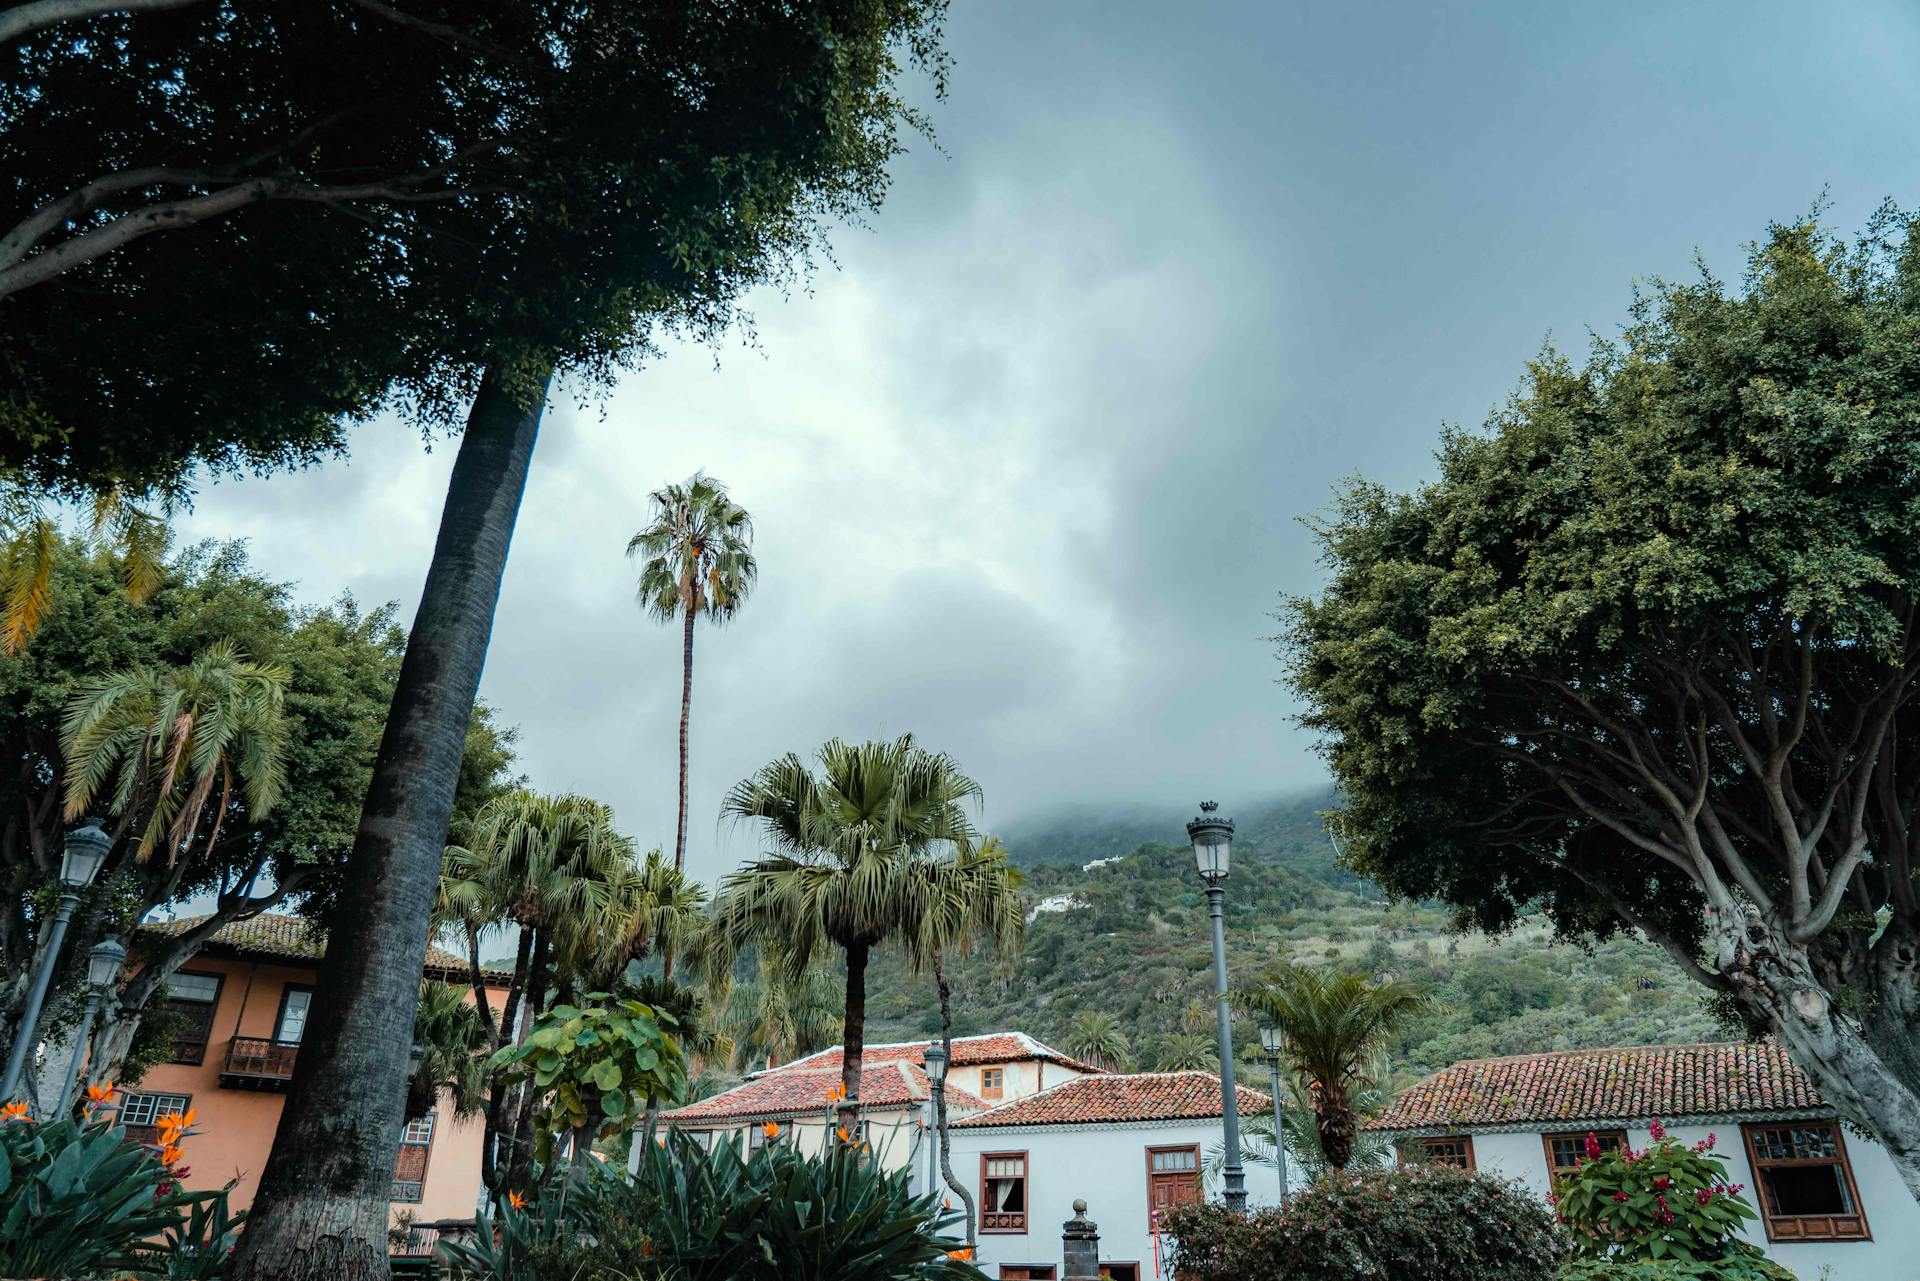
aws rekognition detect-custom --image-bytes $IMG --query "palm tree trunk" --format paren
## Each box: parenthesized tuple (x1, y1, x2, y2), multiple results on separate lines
(481, 927, 536, 1194)
(933, 953, 976, 1245)
(504, 929, 553, 1195)
(838, 939, 869, 1136)
(1317, 1084, 1355, 1170)
(673, 604, 694, 871)
(228, 355, 553, 1281)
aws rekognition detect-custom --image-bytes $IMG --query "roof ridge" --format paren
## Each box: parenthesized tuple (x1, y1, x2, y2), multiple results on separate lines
(1443, 1040, 1763, 1069)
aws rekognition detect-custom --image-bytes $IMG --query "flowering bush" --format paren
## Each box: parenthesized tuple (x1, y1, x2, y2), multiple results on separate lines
(1557, 1258, 1795, 1281)
(1553, 1121, 1779, 1273)
(1162, 1163, 1566, 1281)
(0, 1089, 238, 1279)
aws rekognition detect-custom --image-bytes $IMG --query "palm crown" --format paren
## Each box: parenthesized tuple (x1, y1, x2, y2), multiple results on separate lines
(627, 472, 756, 624)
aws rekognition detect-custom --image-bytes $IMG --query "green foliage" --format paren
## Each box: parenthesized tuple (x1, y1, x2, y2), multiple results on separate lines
(1555, 1127, 1765, 1266)
(1557, 1258, 1795, 1281)
(1063, 1010, 1132, 1070)
(0, 1110, 228, 1280)
(126, 1188, 247, 1280)
(411, 980, 498, 1120)
(487, 995, 687, 1152)
(1163, 1164, 1566, 1281)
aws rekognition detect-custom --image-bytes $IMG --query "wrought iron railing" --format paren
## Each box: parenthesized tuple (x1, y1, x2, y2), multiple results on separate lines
(391, 1180, 425, 1204)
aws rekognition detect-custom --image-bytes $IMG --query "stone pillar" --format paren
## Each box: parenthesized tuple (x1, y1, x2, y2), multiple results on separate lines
(1062, 1198, 1100, 1280)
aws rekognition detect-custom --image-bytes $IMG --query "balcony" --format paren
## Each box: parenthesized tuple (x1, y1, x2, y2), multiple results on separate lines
(220, 1036, 299, 1090)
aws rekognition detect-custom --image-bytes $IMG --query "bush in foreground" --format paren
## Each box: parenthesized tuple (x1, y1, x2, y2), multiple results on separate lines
(1162, 1163, 1565, 1281)
(1558, 1259, 1794, 1281)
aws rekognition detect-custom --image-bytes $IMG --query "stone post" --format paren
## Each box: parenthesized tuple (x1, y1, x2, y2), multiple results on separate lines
(1062, 1198, 1100, 1280)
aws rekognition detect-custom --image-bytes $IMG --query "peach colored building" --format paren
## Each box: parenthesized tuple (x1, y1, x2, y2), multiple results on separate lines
(125, 913, 510, 1226)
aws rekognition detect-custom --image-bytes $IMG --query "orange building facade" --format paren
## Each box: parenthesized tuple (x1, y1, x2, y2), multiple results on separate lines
(126, 914, 509, 1226)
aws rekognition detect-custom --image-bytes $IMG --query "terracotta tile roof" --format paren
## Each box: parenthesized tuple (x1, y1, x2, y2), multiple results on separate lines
(951, 1071, 1269, 1129)
(1370, 1042, 1824, 1132)
(665, 1062, 989, 1124)
(778, 1032, 1101, 1077)
(142, 912, 511, 983)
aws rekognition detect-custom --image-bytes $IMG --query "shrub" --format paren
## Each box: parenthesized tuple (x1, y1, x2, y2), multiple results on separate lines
(1162, 1163, 1566, 1281)
(1553, 1121, 1777, 1272)
(0, 1095, 234, 1280)
(1557, 1258, 1795, 1281)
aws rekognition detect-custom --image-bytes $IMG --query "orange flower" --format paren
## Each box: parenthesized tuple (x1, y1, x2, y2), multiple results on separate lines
(507, 1190, 529, 1210)
(945, 1247, 975, 1262)
(835, 1125, 851, 1143)
(159, 1142, 186, 1167)
(0, 1100, 27, 1121)
(826, 1083, 846, 1102)
(761, 1122, 780, 1139)
(84, 1082, 116, 1106)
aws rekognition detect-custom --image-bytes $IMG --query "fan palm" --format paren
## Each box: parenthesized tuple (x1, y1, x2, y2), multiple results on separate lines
(714, 734, 981, 1128)
(627, 473, 755, 872)
(60, 639, 290, 863)
(720, 950, 845, 1072)
(1233, 964, 1430, 1169)
(594, 849, 712, 986)
(1152, 1031, 1218, 1072)
(1064, 1010, 1131, 1072)
(0, 480, 170, 654)
(408, 981, 496, 1121)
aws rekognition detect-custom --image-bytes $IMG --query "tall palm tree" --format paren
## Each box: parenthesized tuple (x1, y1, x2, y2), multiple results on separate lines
(903, 834, 1023, 1246)
(0, 481, 170, 654)
(1064, 1010, 1131, 1072)
(718, 950, 845, 1072)
(407, 980, 496, 1122)
(61, 639, 290, 862)
(1233, 964, 1430, 1169)
(627, 473, 755, 872)
(1152, 1031, 1218, 1072)
(714, 734, 980, 1130)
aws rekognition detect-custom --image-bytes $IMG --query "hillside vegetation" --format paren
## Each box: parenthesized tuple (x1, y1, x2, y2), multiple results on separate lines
(858, 790, 1721, 1082)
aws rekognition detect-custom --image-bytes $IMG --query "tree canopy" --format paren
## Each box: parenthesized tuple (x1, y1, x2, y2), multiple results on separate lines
(1283, 208, 1920, 1195)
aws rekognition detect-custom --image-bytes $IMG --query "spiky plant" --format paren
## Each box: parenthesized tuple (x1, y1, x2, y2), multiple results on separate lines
(1064, 1010, 1132, 1072)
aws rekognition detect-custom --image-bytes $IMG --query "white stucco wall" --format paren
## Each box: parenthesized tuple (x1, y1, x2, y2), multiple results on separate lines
(948, 1121, 1279, 1279)
(1453, 1122, 1920, 1281)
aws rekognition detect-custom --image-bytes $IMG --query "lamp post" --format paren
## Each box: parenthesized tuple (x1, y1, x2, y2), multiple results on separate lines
(1258, 1020, 1289, 1206)
(1188, 800, 1246, 1211)
(923, 1039, 949, 1202)
(2, 818, 114, 1103)
(55, 935, 126, 1115)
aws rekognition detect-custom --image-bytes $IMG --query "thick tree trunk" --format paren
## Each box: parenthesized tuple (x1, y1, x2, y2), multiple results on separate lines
(673, 606, 694, 871)
(227, 357, 552, 1281)
(838, 939, 868, 1136)
(1713, 911, 1920, 1203)
(933, 954, 975, 1245)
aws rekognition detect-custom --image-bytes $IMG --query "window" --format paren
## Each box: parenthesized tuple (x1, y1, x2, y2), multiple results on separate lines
(980, 1151, 1028, 1233)
(1742, 1123, 1870, 1242)
(274, 986, 313, 1043)
(1147, 1145, 1202, 1218)
(117, 1091, 192, 1142)
(1543, 1130, 1626, 1187)
(749, 1120, 787, 1150)
(1405, 1135, 1476, 1169)
(1100, 1265, 1141, 1280)
(392, 1112, 435, 1204)
(998, 1269, 1054, 1280)
(980, 1067, 1005, 1101)
(161, 972, 221, 1065)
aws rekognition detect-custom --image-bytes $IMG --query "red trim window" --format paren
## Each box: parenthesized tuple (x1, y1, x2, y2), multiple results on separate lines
(981, 1151, 1029, 1233)
(1742, 1123, 1871, 1242)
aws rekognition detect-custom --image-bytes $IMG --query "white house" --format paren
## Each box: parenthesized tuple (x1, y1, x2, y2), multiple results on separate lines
(947, 1070, 1275, 1281)
(1369, 1041, 1920, 1281)
(655, 1032, 1101, 1181)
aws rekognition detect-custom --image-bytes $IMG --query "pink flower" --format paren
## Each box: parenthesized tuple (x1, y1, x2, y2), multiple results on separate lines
(1696, 1189, 1714, 1205)
(1612, 1191, 1629, 1203)
(1649, 1118, 1666, 1141)
(1584, 1132, 1602, 1160)
(1653, 1177, 1670, 1191)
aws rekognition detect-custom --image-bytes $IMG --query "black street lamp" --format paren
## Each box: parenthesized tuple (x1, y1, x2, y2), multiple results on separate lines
(2, 818, 114, 1104)
(1188, 801, 1246, 1211)
(56, 935, 126, 1115)
(1258, 1020, 1289, 1206)
(923, 1039, 949, 1203)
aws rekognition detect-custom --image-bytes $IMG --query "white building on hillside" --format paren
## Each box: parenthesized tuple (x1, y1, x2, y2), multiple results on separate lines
(947, 1070, 1274, 1281)
(1369, 1041, 1920, 1281)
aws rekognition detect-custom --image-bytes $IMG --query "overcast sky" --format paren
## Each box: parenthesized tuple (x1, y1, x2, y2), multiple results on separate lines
(178, 1, 1920, 887)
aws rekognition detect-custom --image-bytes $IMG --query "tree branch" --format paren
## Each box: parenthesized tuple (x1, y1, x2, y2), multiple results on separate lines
(0, 0, 203, 43)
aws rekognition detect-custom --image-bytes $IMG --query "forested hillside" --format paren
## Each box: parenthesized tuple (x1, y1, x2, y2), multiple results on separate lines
(859, 789, 1722, 1082)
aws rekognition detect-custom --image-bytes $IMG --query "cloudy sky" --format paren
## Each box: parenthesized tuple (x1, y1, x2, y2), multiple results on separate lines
(179, 1, 1920, 886)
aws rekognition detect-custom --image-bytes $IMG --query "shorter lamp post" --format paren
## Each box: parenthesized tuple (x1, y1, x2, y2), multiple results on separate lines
(2, 818, 114, 1102)
(1188, 800, 1246, 1211)
(1258, 1020, 1289, 1206)
(923, 1040, 949, 1201)
(56, 935, 126, 1115)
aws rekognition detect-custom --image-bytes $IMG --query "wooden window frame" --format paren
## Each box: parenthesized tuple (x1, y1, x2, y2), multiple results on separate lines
(162, 970, 224, 1066)
(392, 1111, 436, 1204)
(980, 1066, 1006, 1101)
(271, 983, 315, 1044)
(1542, 1129, 1627, 1187)
(997, 1268, 1055, 1280)
(1145, 1143, 1203, 1221)
(980, 1149, 1030, 1234)
(1405, 1134, 1476, 1170)
(1099, 1263, 1142, 1280)
(1740, 1121, 1872, 1243)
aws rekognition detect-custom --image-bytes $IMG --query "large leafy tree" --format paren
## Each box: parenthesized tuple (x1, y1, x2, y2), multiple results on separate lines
(628, 473, 756, 873)
(1283, 211, 1920, 1198)
(715, 734, 982, 1131)
(1232, 965, 1428, 1170)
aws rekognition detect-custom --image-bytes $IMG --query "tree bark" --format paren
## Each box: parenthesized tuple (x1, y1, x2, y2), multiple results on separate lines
(480, 926, 535, 1194)
(673, 604, 694, 871)
(502, 929, 552, 1196)
(933, 953, 975, 1245)
(227, 356, 551, 1281)
(838, 939, 868, 1136)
